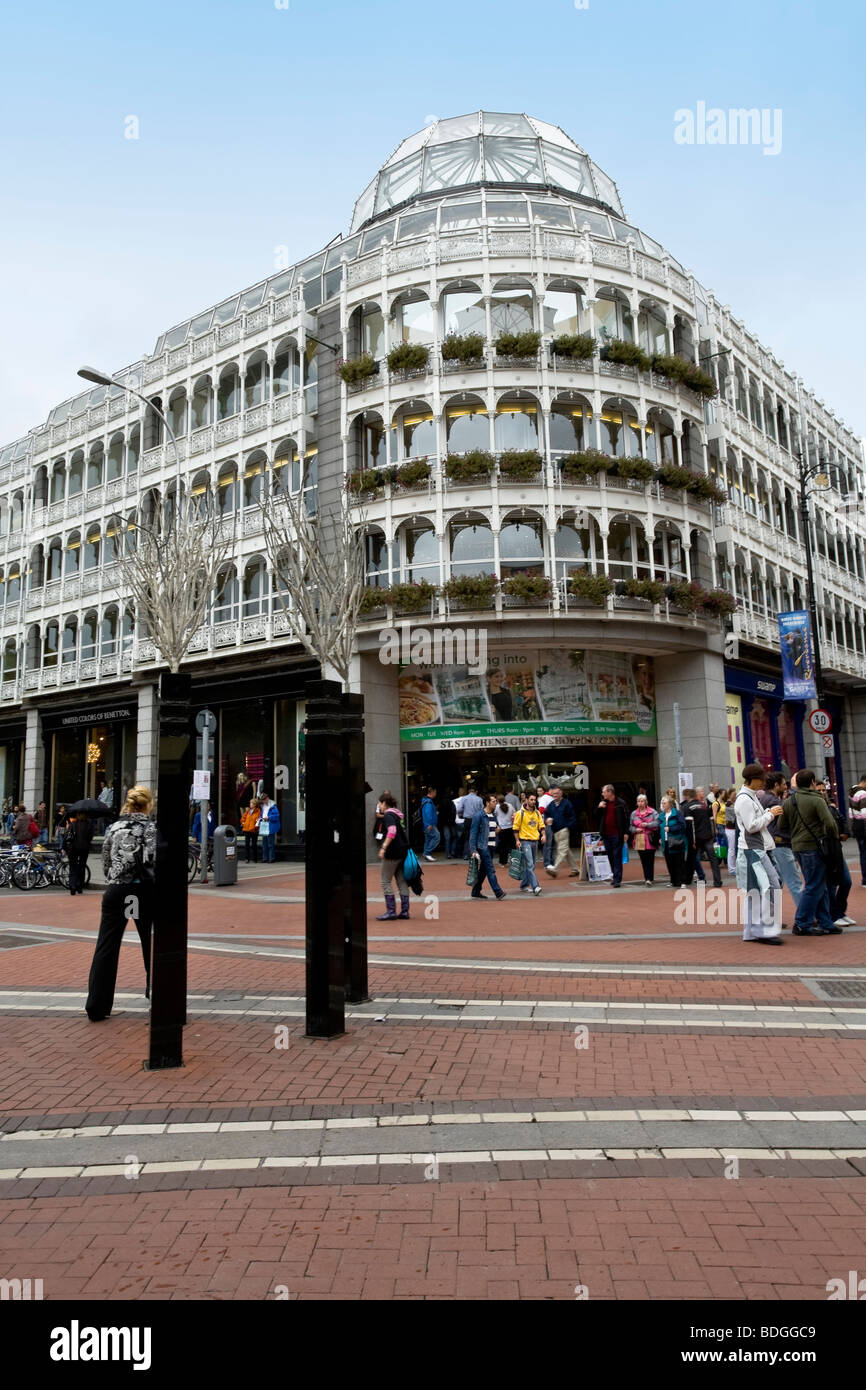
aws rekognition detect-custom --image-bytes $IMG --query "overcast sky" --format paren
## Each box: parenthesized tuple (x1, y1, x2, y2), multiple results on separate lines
(1, 0, 863, 444)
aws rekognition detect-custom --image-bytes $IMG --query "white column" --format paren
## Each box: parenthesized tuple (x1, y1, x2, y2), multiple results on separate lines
(23, 707, 45, 811)
(136, 682, 159, 789)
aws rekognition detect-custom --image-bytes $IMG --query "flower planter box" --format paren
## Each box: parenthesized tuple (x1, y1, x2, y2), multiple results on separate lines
(346, 376, 378, 395)
(494, 355, 539, 370)
(498, 470, 544, 486)
(501, 593, 551, 608)
(389, 366, 429, 385)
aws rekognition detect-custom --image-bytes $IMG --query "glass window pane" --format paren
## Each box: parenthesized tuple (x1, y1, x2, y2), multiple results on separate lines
(375, 153, 422, 213)
(439, 201, 482, 229)
(213, 298, 240, 324)
(325, 235, 361, 268)
(530, 200, 573, 228)
(482, 112, 535, 137)
(397, 208, 437, 239)
(483, 138, 543, 184)
(442, 289, 485, 336)
(572, 209, 611, 237)
(540, 147, 592, 195)
(423, 139, 482, 191)
(361, 222, 395, 253)
(485, 197, 528, 224)
(429, 114, 481, 143)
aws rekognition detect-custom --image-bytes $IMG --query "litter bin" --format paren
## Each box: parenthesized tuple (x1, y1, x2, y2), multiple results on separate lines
(212, 824, 238, 886)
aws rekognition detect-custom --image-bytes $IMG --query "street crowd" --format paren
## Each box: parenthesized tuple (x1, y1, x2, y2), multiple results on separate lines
(372, 769, 866, 945)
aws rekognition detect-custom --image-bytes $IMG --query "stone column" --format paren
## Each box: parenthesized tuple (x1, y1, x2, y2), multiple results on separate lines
(136, 682, 160, 788)
(359, 648, 401, 854)
(23, 707, 46, 810)
(654, 646, 728, 794)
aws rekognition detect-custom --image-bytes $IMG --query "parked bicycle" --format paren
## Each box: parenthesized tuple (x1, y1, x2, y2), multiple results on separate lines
(10, 847, 92, 891)
(188, 840, 214, 883)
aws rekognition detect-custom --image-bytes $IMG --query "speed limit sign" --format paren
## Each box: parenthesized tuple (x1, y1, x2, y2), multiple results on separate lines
(808, 708, 832, 735)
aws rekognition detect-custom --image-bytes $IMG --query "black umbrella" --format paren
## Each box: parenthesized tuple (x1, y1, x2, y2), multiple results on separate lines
(67, 799, 116, 817)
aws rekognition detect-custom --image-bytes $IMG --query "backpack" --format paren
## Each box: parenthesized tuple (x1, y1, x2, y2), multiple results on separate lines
(403, 848, 421, 883)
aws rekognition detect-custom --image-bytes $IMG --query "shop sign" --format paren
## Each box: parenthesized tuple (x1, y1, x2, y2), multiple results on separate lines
(399, 649, 656, 746)
(59, 705, 136, 729)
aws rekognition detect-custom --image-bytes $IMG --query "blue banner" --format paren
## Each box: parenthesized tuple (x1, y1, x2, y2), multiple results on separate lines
(777, 611, 817, 699)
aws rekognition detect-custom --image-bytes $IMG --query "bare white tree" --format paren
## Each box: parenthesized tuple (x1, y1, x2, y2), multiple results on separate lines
(111, 492, 234, 673)
(261, 482, 368, 686)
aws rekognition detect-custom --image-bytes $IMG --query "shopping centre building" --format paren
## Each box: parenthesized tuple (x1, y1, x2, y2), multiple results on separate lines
(0, 112, 864, 846)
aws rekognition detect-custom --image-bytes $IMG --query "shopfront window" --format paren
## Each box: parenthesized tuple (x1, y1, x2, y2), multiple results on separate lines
(748, 699, 774, 769)
(777, 702, 800, 774)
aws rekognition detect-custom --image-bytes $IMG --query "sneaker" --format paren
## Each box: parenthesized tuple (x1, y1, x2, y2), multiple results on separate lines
(644, 880, 653, 886)
(833, 918, 848, 928)
(792, 924, 826, 935)
(494, 891, 506, 900)
(521, 886, 533, 893)
(822, 925, 843, 935)
(470, 893, 490, 900)
(841, 915, 856, 926)
(424, 855, 437, 862)
(533, 886, 543, 896)
(545, 865, 557, 876)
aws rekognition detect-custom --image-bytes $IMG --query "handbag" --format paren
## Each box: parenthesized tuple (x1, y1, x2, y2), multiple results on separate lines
(403, 847, 421, 883)
(508, 847, 525, 880)
(466, 857, 479, 887)
(789, 795, 839, 871)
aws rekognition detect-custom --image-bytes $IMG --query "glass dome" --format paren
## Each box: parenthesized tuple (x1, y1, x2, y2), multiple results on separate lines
(350, 112, 624, 231)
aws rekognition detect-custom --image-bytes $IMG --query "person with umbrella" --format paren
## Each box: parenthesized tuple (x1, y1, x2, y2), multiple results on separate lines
(64, 798, 108, 894)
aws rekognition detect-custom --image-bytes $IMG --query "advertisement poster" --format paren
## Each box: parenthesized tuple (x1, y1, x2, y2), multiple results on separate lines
(398, 650, 656, 748)
(580, 831, 613, 882)
(777, 611, 817, 700)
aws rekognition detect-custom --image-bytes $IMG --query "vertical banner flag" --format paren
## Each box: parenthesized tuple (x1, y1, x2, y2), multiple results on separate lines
(777, 611, 817, 699)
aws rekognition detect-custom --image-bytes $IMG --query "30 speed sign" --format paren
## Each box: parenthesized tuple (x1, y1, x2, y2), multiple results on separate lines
(808, 708, 832, 735)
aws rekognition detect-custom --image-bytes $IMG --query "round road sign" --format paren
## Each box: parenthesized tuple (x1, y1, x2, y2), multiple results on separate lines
(195, 708, 217, 734)
(808, 708, 832, 735)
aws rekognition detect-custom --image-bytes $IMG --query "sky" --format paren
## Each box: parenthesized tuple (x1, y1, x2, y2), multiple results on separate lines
(1, 0, 864, 444)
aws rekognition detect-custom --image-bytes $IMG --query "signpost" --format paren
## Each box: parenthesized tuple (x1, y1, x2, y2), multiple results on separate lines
(195, 709, 217, 883)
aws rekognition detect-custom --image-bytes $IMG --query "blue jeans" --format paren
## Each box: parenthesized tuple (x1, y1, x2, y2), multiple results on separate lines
(854, 830, 866, 885)
(793, 849, 833, 931)
(261, 833, 275, 863)
(519, 841, 539, 890)
(38, 828, 49, 846)
(542, 826, 555, 868)
(423, 825, 440, 856)
(770, 846, 803, 910)
(472, 846, 503, 897)
(602, 834, 624, 885)
(443, 825, 457, 858)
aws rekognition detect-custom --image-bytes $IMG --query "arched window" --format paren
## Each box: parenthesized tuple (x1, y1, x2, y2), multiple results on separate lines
(391, 289, 434, 345)
(402, 518, 438, 582)
(3, 639, 17, 680)
(681, 420, 702, 471)
(756, 471, 770, 523)
(242, 557, 267, 617)
(494, 395, 539, 450)
(304, 342, 318, 412)
(449, 515, 494, 576)
(214, 565, 239, 623)
(81, 611, 98, 661)
(62, 618, 77, 665)
(104, 515, 123, 563)
(490, 278, 534, 337)
(47, 537, 62, 583)
(243, 452, 265, 508)
(127, 426, 140, 474)
(34, 467, 48, 507)
(595, 288, 633, 343)
(29, 544, 44, 590)
(445, 396, 488, 452)
(190, 470, 212, 517)
(653, 524, 685, 579)
(607, 518, 651, 578)
(50, 460, 66, 503)
(191, 376, 213, 431)
(365, 528, 396, 588)
(442, 282, 484, 338)
(68, 451, 84, 496)
(101, 606, 118, 656)
(726, 449, 741, 508)
(87, 443, 104, 491)
(217, 365, 240, 420)
(353, 411, 387, 470)
(144, 397, 163, 450)
(499, 515, 545, 576)
(549, 396, 593, 453)
(644, 409, 678, 467)
(107, 433, 124, 481)
(543, 280, 584, 337)
(764, 391, 776, 441)
(273, 338, 299, 397)
(217, 463, 237, 517)
(10, 492, 24, 531)
(84, 525, 101, 571)
(168, 387, 187, 437)
(25, 625, 40, 670)
(553, 515, 601, 578)
(358, 303, 385, 358)
(600, 398, 640, 458)
(741, 461, 757, 516)
(43, 620, 60, 669)
(121, 609, 135, 653)
(672, 314, 694, 362)
(244, 352, 269, 410)
(7, 565, 21, 605)
(748, 379, 763, 431)
(776, 404, 789, 452)
(638, 300, 668, 356)
(272, 439, 294, 496)
(392, 402, 435, 460)
(734, 367, 748, 417)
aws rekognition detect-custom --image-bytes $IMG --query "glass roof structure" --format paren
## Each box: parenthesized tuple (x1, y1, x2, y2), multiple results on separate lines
(350, 112, 624, 230)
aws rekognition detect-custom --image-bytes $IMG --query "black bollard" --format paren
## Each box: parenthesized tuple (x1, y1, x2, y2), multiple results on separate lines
(146, 670, 192, 1070)
(305, 679, 345, 1037)
(340, 692, 369, 1004)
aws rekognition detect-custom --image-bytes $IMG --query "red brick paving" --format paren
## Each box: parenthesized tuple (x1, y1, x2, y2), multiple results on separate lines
(1, 1179, 864, 1300)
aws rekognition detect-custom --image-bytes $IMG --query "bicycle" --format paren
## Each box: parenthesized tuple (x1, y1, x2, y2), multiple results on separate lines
(188, 840, 214, 883)
(11, 847, 92, 890)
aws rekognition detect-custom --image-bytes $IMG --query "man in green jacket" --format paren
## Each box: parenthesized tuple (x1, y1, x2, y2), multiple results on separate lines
(776, 769, 840, 935)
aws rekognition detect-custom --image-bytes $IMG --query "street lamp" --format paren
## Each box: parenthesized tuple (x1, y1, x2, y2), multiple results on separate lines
(796, 448, 833, 708)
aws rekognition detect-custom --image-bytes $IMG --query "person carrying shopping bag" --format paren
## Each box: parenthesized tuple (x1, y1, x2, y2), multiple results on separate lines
(513, 794, 544, 896)
(258, 793, 280, 863)
(241, 798, 261, 863)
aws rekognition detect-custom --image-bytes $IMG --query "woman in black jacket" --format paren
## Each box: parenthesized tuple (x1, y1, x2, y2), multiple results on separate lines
(65, 812, 93, 896)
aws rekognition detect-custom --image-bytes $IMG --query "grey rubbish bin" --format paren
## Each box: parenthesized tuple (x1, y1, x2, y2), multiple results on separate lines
(212, 825, 238, 886)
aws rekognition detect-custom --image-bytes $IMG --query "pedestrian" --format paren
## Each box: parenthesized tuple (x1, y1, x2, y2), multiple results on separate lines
(848, 772, 866, 888)
(468, 793, 507, 900)
(12, 804, 37, 852)
(495, 795, 516, 865)
(681, 786, 724, 888)
(712, 788, 728, 865)
(64, 810, 93, 895)
(84, 785, 156, 1022)
(628, 794, 661, 884)
(375, 789, 410, 920)
(460, 785, 484, 859)
(758, 773, 803, 918)
(544, 787, 579, 877)
(54, 803, 69, 852)
(816, 784, 855, 927)
(258, 793, 280, 863)
(36, 800, 49, 847)
(734, 764, 784, 945)
(776, 769, 841, 936)
(191, 803, 215, 847)
(596, 784, 629, 887)
(241, 797, 261, 863)
(513, 793, 544, 895)
(537, 787, 555, 869)
(723, 789, 738, 875)
(452, 790, 467, 860)
(421, 786, 440, 862)
(504, 787, 520, 816)
(439, 789, 458, 859)
(659, 795, 688, 887)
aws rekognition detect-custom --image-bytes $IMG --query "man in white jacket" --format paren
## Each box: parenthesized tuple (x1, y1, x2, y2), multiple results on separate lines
(734, 762, 785, 944)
